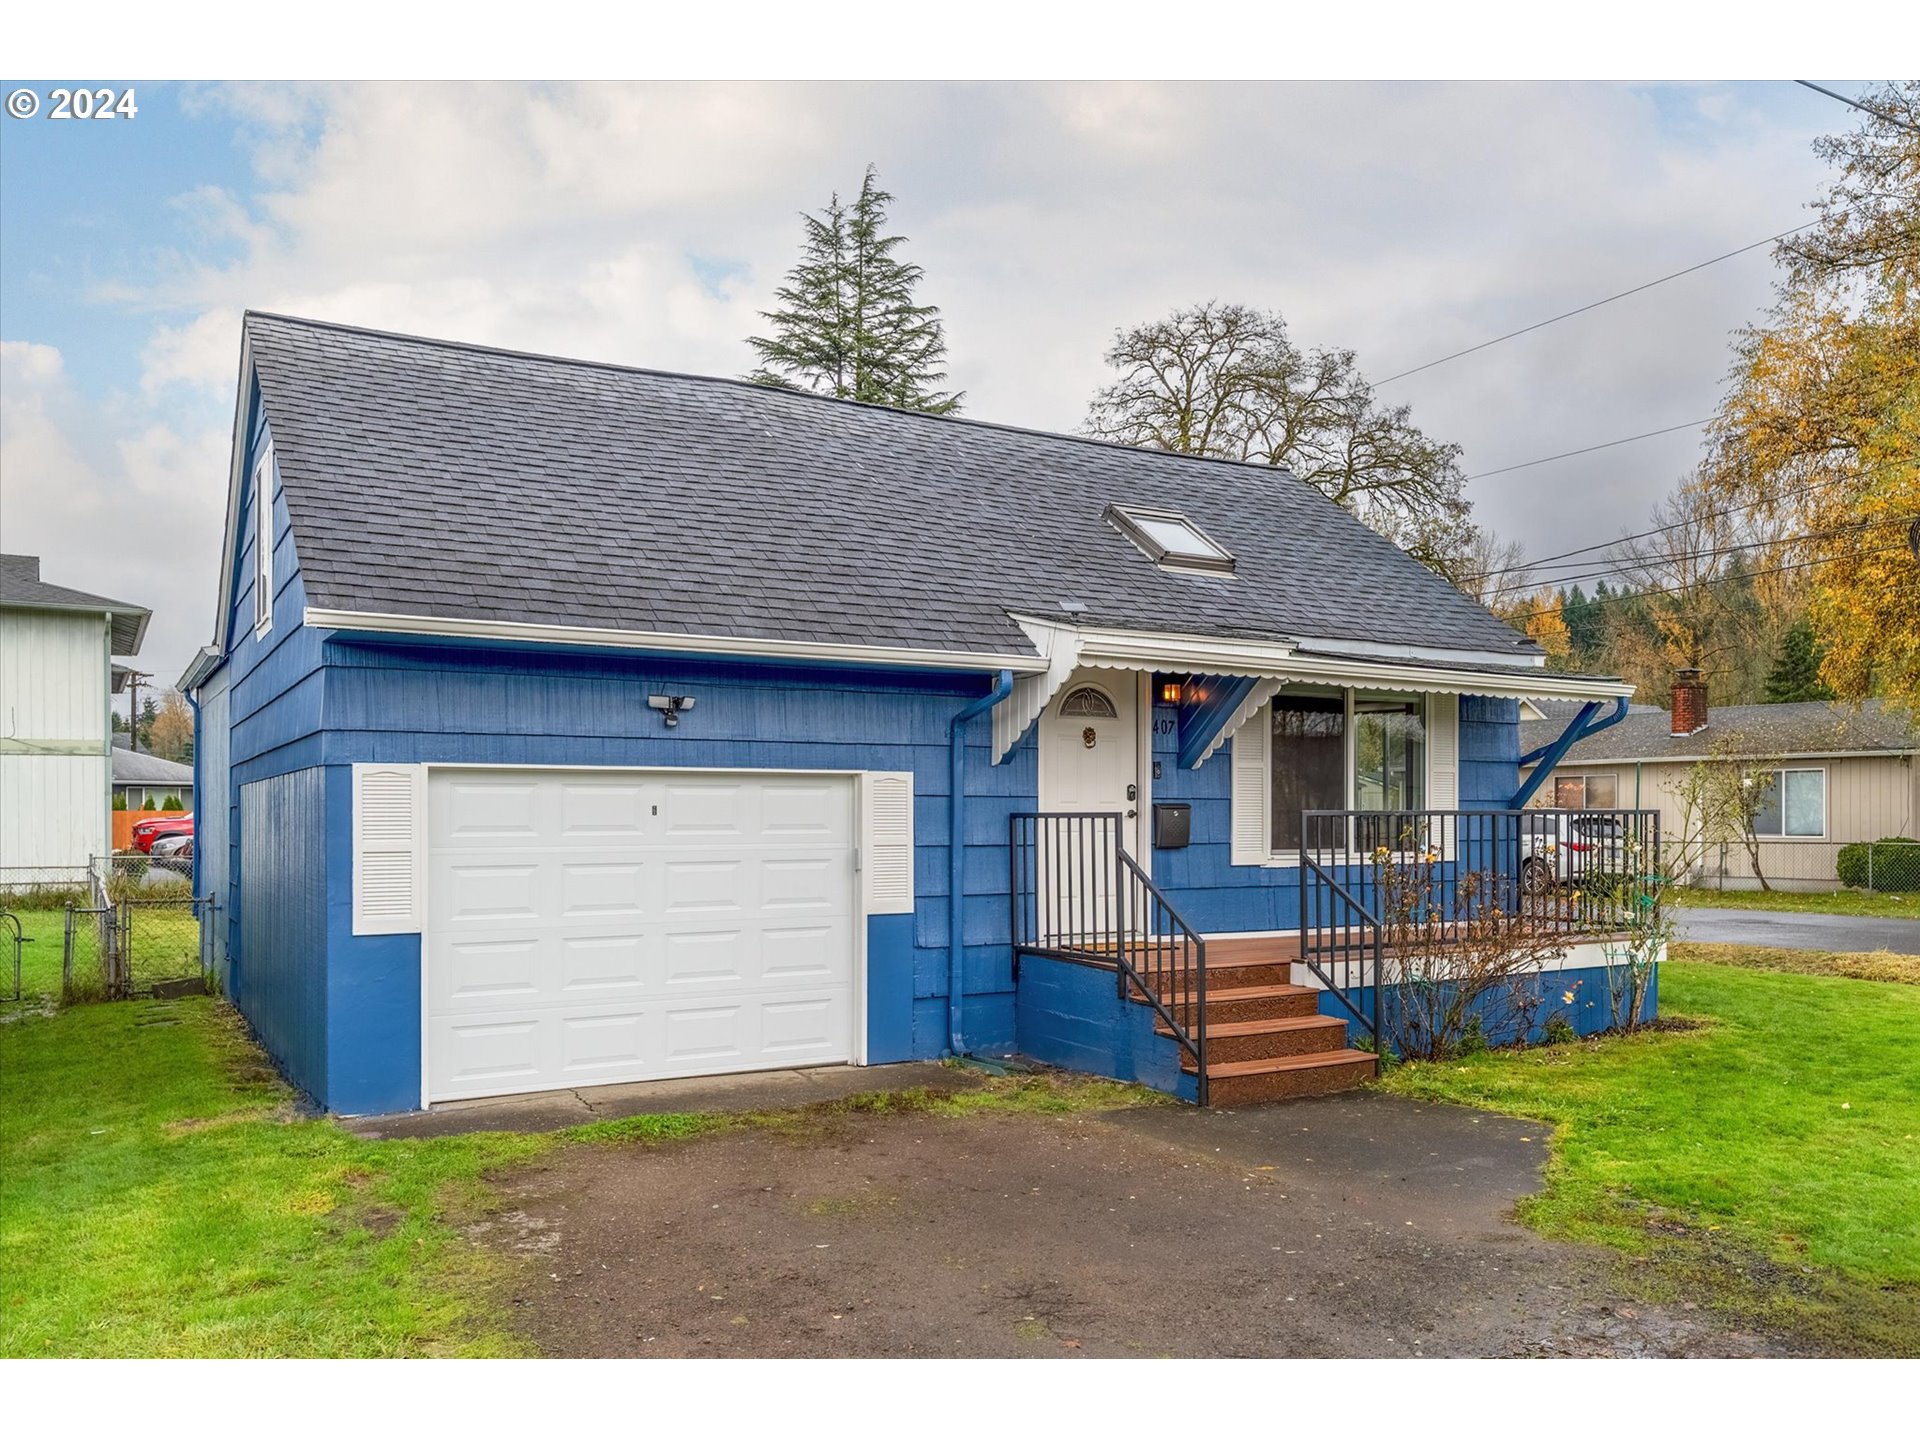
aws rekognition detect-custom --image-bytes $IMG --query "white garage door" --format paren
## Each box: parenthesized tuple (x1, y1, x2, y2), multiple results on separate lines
(426, 769, 856, 1103)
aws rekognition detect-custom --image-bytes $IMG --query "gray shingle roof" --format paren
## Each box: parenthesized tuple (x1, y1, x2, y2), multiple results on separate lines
(1, 554, 149, 655)
(1522, 698, 1918, 762)
(246, 313, 1544, 665)
(111, 746, 195, 785)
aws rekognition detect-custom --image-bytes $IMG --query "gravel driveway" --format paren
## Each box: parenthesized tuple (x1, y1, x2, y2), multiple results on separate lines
(482, 1092, 1800, 1357)
(1673, 906, 1920, 956)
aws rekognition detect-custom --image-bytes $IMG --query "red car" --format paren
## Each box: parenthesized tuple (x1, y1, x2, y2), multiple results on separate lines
(131, 814, 194, 853)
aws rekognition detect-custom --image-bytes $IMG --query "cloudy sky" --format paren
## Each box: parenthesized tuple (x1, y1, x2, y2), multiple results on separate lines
(0, 80, 1867, 688)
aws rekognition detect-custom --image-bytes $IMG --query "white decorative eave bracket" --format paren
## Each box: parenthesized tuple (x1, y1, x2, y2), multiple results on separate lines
(991, 617, 1084, 763)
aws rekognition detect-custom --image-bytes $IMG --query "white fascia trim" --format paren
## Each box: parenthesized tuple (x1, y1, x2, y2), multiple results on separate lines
(176, 645, 225, 694)
(303, 606, 1049, 675)
(1288, 634, 1548, 669)
(1010, 619, 1635, 702)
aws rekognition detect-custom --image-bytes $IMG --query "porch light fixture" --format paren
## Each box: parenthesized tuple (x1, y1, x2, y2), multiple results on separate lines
(1104, 503, 1236, 575)
(1159, 678, 1186, 705)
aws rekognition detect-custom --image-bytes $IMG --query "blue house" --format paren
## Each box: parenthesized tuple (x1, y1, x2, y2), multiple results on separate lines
(181, 313, 1645, 1116)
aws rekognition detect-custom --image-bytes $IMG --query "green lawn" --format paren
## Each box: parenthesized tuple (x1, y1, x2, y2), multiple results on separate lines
(1381, 953, 1920, 1354)
(1665, 884, 1920, 920)
(0, 995, 1151, 1357)
(3, 908, 69, 1003)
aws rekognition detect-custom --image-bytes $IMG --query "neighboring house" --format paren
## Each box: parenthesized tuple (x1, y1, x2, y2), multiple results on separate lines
(110, 736, 194, 810)
(1, 553, 151, 876)
(181, 313, 1641, 1116)
(1521, 672, 1919, 892)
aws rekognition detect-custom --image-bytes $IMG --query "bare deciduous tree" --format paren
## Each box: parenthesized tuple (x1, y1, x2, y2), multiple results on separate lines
(1083, 303, 1475, 579)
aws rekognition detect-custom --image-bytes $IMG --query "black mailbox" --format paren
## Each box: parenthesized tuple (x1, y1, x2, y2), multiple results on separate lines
(1152, 801, 1192, 849)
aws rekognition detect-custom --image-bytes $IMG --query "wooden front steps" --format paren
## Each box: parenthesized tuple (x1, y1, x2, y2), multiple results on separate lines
(1132, 935, 1378, 1106)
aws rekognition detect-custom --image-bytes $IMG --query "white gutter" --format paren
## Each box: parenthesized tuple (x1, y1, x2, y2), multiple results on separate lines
(303, 606, 1049, 675)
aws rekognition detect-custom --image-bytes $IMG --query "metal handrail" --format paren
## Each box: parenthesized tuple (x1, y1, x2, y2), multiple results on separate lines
(1009, 811, 1211, 1103)
(1297, 853, 1383, 1046)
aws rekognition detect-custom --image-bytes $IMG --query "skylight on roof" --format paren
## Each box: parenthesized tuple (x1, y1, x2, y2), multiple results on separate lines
(1104, 503, 1235, 575)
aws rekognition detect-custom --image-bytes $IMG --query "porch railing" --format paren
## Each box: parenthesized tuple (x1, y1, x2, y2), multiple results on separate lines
(1009, 812, 1210, 1103)
(1299, 807, 1662, 1036)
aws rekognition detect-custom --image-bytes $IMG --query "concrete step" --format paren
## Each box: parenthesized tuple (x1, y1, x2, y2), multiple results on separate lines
(1136, 981, 1322, 1023)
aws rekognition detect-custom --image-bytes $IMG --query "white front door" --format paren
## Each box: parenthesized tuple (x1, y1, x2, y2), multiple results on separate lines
(425, 768, 856, 1103)
(1036, 674, 1142, 943)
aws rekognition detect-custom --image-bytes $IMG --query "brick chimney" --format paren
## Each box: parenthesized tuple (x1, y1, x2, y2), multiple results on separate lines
(1670, 667, 1708, 736)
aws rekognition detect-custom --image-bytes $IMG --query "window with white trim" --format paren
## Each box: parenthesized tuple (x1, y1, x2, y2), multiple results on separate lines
(1262, 689, 1429, 853)
(252, 442, 275, 637)
(1551, 772, 1619, 809)
(1751, 768, 1825, 837)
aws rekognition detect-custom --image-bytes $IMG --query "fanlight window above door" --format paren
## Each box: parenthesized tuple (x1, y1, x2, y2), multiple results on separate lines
(1059, 687, 1118, 718)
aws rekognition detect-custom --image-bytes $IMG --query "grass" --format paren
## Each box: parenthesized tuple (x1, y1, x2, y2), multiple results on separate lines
(0, 996, 1156, 1357)
(1380, 950, 1920, 1354)
(1665, 884, 1920, 920)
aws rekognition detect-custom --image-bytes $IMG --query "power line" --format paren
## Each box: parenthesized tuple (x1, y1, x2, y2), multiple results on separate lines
(1481, 515, 1907, 599)
(1794, 80, 1920, 135)
(1463, 417, 1712, 481)
(1469, 459, 1912, 584)
(1374, 223, 1819, 386)
(1498, 540, 1915, 623)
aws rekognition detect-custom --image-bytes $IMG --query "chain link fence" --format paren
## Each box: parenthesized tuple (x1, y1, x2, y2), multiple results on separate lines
(0, 858, 211, 1005)
(1837, 837, 1920, 893)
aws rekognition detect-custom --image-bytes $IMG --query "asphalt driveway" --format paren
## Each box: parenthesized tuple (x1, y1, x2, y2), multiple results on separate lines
(483, 1092, 1796, 1357)
(1674, 906, 1920, 955)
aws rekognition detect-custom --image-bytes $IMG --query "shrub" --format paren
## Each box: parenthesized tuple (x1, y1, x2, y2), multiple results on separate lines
(141, 797, 157, 811)
(161, 795, 184, 811)
(1543, 1014, 1579, 1046)
(1836, 838, 1920, 892)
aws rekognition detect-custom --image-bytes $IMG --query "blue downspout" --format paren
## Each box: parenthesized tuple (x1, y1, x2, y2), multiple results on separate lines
(1511, 696, 1629, 808)
(186, 689, 202, 896)
(949, 668, 1015, 1056)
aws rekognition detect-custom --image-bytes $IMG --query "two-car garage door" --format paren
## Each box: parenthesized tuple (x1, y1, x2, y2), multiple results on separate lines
(426, 769, 857, 1103)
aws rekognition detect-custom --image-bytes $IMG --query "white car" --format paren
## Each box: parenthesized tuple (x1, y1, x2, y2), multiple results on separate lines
(150, 832, 194, 875)
(1520, 812, 1631, 895)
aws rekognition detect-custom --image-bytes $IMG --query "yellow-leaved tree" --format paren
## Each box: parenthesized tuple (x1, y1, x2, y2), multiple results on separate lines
(1699, 82, 1920, 710)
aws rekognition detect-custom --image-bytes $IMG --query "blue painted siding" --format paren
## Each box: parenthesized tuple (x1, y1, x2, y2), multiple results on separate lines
(1460, 696, 1521, 809)
(237, 768, 328, 1103)
(1014, 955, 1198, 1101)
(318, 637, 1028, 1104)
(1317, 959, 1659, 1051)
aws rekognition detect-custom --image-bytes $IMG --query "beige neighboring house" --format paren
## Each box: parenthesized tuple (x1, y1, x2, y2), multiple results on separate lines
(1521, 671, 1919, 892)
(0, 553, 151, 875)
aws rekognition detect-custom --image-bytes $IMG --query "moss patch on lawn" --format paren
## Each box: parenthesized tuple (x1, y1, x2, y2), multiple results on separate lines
(1380, 959, 1920, 1355)
(1673, 940, 1920, 986)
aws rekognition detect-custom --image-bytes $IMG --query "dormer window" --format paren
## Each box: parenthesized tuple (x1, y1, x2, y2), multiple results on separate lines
(1105, 503, 1235, 575)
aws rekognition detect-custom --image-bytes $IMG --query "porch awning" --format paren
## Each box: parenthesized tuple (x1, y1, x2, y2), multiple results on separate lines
(990, 617, 1633, 765)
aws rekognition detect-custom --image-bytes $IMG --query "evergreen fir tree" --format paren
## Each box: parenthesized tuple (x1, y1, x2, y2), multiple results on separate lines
(1764, 618, 1836, 702)
(748, 166, 962, 414)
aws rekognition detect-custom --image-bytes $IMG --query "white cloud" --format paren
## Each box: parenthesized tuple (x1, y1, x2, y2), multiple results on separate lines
(1, 341, 230, 686)
(10, 81, 1838, 682)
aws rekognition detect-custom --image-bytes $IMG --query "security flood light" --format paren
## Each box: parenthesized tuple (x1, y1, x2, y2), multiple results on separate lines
(647, 694, 696, 727)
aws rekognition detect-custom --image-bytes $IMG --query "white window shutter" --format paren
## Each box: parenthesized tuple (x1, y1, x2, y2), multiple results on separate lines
(1229, 706, 1270, 865)
(861, 771, 915, 915)
(1428, 696, 1460, 857)
(353, 763, 425, 935)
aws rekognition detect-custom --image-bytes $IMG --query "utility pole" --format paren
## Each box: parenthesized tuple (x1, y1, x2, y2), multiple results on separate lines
(122, 669, 152, 754)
